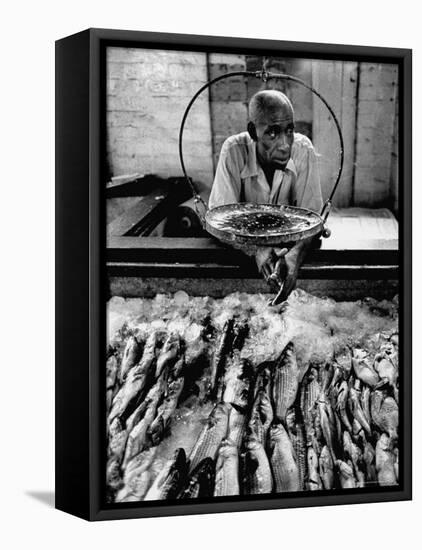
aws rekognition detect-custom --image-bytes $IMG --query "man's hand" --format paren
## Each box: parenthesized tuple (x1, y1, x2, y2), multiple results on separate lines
(267, 236, 314, 306)
(255, 247, 288, 290)
(270, 247, 300, 305)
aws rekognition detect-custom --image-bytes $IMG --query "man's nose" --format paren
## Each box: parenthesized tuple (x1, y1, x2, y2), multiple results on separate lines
(277, 134, 289, 149)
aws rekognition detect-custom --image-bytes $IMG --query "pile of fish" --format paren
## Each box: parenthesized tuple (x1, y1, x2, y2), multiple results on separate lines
(106, 302, 399, 503)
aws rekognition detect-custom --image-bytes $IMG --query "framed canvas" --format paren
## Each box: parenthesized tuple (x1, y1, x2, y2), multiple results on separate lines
(55, 28, 412, 521)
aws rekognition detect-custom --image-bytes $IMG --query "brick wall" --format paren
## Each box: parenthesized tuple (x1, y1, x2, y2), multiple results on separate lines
(106, 47, 214, 193)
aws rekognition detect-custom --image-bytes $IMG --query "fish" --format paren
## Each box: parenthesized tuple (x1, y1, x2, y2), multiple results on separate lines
(307, 445, 322, 490)
(179, 457, 215, 499)
(122, 380, 164, 467)
(300, 367, 321, 425)
(351, 348, 381, 388)
(115, 471, 152, 502)
(248, 388, 273, 447)
(356, 469, 365, 488)
(125, 376, 165, 434)
(119, 335, 141, 383)
(124, 447, 157, 477)
(116, 448, 157, 502)
(241, 435, 273, 495)
(310, 403, 323, 454)
(348, 387, 372, 436)
(254, 362, 274, 398)
(335, 380, 353, 432)
(107, 417, 128, 463)
(148, 377, 185, 445)
(223, 354, 254, 412)
(106, 354, 119, 413)
(318, 394, 338, 460)
(360, 386, 372, 426)
(273, 342, 300, 420)
(287, 416, 307, 491)
(374, 354, 398, 389)
(319, 445, 334, 490)
(343, 431, 363, 476)
(155, 332, 180, 379)
(232, 320, 249, 351)
(214, 439, 240, 496)
(336, 459, 356, 489)
(171, 355, 185, 379)
(106, 457, 123, 493)
(363, 441, 377, 482)
(106, 354, 119, 389)
(371, 391, 398, 440)
(376, 434, 397, 486)
(394, 448, 399, 481)
(321, 363, 334, 393)
(329, 362, 344, 392)
(268, 421, 300, 493)
(352, 418, 365, 441)
(108, 331, 158, 424)
(144, 448, 188, 501)
(188, 403, 230, 473)
(209, 318, 234, 398)
(227, 405, 247, 449)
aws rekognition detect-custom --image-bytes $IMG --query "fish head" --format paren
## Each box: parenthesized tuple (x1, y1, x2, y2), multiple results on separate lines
(378, 433, 391, 452)
(207, 404, 230, 428)
(219, 438, 238, 457)
(196, 457, 215, 477)
(244, 434, 262, 451)
(269, 419, 286, 440)
(343, 430, 353, 448)
(320, 445, 331, 464)
(285, 409, 296, 431)
(106, 459, 122, 484)
(336, 460, 353, 477)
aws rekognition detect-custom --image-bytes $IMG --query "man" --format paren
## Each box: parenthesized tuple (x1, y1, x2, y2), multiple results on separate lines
(208, 89, 323, 304)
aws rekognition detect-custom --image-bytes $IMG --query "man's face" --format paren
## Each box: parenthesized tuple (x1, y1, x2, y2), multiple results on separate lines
(254, 106, 294, 170)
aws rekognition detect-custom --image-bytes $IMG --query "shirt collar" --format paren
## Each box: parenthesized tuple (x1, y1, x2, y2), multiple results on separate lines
(240, 139, 297, 178)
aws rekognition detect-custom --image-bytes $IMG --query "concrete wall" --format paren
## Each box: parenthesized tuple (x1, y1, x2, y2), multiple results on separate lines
(353, 63, 398, 208)
(107, 47, 214, 192)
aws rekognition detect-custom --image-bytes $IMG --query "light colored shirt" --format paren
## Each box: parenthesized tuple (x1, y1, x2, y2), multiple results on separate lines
(208, 131, 323, 213)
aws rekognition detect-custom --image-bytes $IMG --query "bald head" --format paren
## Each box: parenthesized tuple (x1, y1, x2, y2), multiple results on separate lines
(248, 90, 294, 126)
(247, 90, 295, 171)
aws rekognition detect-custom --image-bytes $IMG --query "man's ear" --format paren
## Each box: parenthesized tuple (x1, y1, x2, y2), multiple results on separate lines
(247, 121, 257, 141)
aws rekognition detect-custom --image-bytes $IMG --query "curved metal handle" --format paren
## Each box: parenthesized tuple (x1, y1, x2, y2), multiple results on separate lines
(178, 69, 345, 223)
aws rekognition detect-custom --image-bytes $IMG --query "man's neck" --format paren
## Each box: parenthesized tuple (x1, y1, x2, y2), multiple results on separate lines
(256, 151, 275, 188)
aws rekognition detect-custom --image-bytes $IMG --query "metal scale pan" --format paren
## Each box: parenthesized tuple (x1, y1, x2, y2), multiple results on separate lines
(178, 69, 344, 252)
(205, 203, 324, 252)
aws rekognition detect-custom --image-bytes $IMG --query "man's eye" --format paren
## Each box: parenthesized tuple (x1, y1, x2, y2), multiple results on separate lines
(268, 129, 278, 139)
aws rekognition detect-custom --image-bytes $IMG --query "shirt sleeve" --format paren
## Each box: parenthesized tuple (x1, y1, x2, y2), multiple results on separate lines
(208, 139, 242, 209)
(292, 137, 324, 214)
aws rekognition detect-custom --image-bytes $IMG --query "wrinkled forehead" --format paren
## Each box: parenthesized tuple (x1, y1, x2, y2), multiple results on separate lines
(255, 104, 294, 128)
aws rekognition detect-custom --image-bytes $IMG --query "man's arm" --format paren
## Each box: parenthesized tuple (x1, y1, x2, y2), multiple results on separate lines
(208, 139, 242, 209)
(270, 137, 323, 305)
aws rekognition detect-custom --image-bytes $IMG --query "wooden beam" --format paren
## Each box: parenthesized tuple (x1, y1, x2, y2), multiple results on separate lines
(107, 236, 398, 266)
(353, 63, 398, 206)
(106, 179, 191, 239)
(312, 60, 358, 207)
(107, 260, 398, 281)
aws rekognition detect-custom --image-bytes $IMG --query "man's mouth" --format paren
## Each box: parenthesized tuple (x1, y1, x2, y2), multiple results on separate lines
(273, 156, 289, 165)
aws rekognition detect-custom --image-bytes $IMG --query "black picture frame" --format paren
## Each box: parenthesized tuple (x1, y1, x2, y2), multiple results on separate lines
(55, 28, 412, 521)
